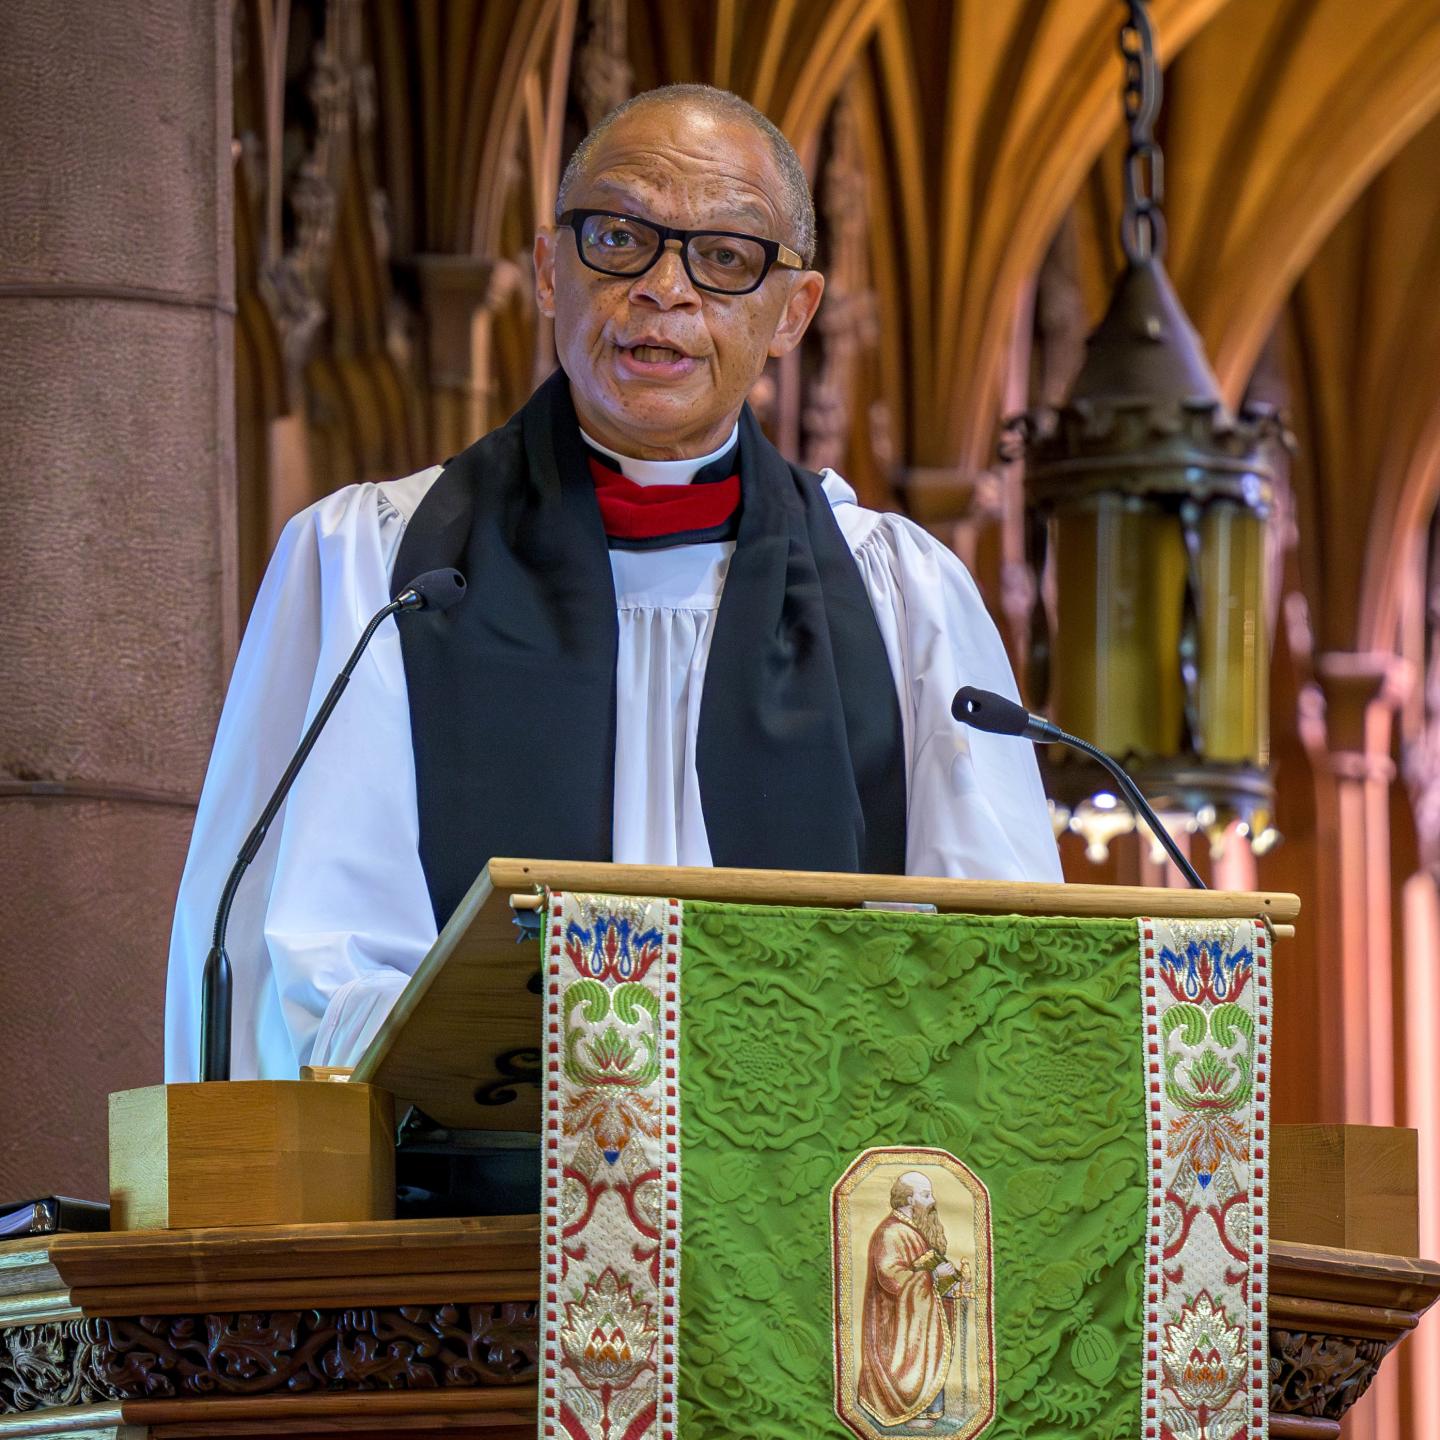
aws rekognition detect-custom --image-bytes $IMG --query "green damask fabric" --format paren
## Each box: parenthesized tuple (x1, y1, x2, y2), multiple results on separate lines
(677, 902, 1145, 1440)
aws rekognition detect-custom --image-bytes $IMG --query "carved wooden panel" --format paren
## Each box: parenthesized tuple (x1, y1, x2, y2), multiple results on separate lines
(0, 1304, 1410, 1426)
(1269, 1329, 1395, 1422)
(0, 1302, 538, 1413)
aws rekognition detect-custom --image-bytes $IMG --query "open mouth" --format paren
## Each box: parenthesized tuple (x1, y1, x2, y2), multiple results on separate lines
(612, 338, 701, 381)
(619, 341, 690, 363)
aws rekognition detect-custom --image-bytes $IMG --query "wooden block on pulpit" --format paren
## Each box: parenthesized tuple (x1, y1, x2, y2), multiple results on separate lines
(1271, 1123, 1418, 1255)
(108, 1080, 395, 1230)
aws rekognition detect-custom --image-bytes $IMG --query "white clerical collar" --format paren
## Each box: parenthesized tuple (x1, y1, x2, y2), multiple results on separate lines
(579, 422, 740, 488)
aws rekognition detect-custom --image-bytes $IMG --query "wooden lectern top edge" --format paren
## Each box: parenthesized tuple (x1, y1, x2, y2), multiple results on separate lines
(350, 858, 1298, 1122)
(484, 857, 1302, 923)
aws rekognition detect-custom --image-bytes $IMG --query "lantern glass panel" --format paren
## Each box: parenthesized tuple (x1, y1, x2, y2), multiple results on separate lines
(1049, 494, 1187, 758)
(1197, 501, 1270, 766)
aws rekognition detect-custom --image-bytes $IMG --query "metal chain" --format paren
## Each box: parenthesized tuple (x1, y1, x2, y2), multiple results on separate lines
(1119, 1, 1167, 262)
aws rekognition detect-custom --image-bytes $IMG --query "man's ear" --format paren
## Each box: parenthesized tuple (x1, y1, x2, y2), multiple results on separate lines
(534, 228, 557, 319)
(768, 270, 825, 359)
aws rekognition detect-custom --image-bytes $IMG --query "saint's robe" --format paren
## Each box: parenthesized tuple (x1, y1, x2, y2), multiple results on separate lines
(858, 1213, 954, 1427)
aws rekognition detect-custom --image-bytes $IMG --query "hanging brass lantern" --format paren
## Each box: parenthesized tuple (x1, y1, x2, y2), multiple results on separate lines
(1007, 1, 1283, 859)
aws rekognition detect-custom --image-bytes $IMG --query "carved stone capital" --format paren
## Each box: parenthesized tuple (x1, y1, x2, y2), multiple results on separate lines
(1313, 650, 1411, 765)
(575, 0, 631, 127)
(403, 254, 527, 390)
(897, 466, 1008, 527)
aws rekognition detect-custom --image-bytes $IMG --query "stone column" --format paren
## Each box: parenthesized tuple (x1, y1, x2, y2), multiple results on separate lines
(1313, 653, 1408, 1131)
(1295, 653, 1410, 1440)
(0, 4, 234, 1196)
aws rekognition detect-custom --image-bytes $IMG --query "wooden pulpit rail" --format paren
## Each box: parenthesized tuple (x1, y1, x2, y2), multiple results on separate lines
(485, 856, 1302, 921)
(0, 1390, 542, 1440)
(352, 858, 1299, 1131)
(1, 1216, 540, 1318)
(1266, 1241, 1440, 1439)
(125, 1387, 540, 1436)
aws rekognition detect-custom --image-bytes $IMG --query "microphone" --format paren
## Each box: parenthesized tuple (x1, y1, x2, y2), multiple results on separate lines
(951, 685, 1206, 890)
(398, 567, 468, 613)
(198, 567, 467, 1081)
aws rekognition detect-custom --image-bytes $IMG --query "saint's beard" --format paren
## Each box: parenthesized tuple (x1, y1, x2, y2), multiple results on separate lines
(908, 1201, 947, 1254)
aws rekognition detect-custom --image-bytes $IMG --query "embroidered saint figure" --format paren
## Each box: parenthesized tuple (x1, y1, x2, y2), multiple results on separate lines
(858, 1171, 960, 1430)
(833, 1146, 993, 1440)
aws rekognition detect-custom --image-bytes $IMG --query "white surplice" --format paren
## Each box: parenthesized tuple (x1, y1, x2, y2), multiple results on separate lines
(164, 432, 1061, 1082)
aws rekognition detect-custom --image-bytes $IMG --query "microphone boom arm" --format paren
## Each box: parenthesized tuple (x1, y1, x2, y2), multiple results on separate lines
(198, 574, 458, 1082)
(1047, 727, 1206, 891)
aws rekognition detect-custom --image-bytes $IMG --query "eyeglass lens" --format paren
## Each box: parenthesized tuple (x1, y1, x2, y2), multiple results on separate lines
(578, 213, 768, 292)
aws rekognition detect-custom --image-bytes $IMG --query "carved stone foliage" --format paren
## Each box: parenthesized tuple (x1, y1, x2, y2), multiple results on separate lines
(0, 1303, 538, 1413)
(1268, 1329, 1394, 1421)
(257, 0, 381, 387)
(575, 0, 631, 128)
(801, 85, 877, 481)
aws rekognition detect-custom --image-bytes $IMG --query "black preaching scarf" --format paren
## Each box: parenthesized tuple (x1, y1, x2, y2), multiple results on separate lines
(392, 369, 906, 927)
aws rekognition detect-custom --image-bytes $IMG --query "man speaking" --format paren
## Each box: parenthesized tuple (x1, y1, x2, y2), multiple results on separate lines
(166, 84, 1060, 1082)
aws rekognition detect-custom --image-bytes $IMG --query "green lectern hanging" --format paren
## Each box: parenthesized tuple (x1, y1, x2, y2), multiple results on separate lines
(539, 894, 1270, 1440)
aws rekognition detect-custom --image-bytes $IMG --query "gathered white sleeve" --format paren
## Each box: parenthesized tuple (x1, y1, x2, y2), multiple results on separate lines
(164, 479, 439, 1082)
(830, 487, 1063, 883)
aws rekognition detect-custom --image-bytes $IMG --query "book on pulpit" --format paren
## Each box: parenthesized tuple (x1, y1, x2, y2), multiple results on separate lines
(0, 1196, 109, 1237)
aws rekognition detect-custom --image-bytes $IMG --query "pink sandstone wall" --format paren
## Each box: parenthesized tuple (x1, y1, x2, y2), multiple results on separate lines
(0, 1, 234, 1198)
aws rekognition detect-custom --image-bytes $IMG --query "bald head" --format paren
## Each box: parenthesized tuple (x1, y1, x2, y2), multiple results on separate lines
(556, 84, 817, 265)
(892, 1172, 935, 1211)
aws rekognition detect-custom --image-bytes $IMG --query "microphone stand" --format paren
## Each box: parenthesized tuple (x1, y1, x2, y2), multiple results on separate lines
(200, 571, 463, 1081)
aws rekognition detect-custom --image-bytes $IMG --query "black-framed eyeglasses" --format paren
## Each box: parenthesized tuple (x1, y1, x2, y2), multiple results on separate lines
(557, 209, 805, 295)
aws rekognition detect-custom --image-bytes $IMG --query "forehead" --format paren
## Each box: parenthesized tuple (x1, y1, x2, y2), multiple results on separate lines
(572, 103, 787, 234)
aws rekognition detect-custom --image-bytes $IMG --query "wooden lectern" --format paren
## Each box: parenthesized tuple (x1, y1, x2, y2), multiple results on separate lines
(1, 861, 1436, 1440)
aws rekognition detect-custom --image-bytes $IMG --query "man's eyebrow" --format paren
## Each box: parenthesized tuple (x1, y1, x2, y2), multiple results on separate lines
(584, 179, 774, 234)
(713, 202, 773, 233)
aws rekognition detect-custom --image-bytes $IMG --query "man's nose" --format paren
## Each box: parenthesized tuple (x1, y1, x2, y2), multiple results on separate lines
(630, 242, 700, 310)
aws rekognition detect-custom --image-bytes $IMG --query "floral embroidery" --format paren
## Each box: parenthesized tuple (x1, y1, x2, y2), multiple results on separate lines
(1165, 1049, 1252, 1188)
(560, 1266, 660, 1391)
(562, 976, 661, 1164)
(1159, 1291, 1249, 1431)
(542, 893, 680, 1440)
(1144, 917, 1268, 1440)
(1158, 931, 1254, 1007)
(565, 900, 665, 984)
